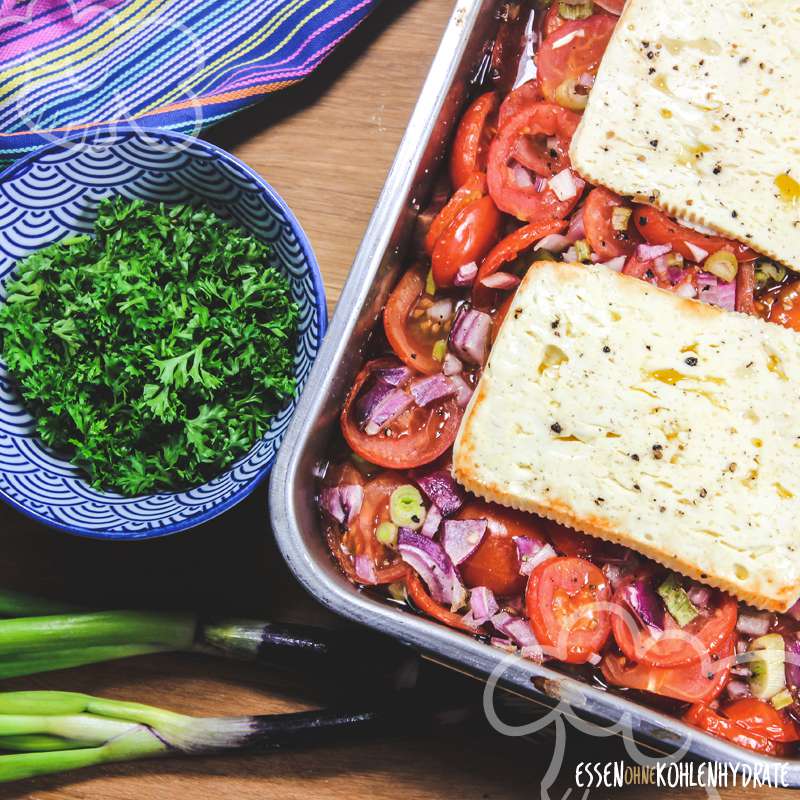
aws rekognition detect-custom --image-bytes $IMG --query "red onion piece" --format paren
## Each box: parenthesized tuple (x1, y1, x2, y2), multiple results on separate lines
(442, 353, 462, 376)
(548, 169, 580, 201)
(521, 644, 544, 662)
(673, 281, 697, 299)
(410, 374, 455, 408)
(514, 536, 555, 576)
(453, 261, 478, 287)
(599, 255, 627, 272)
(736, 611, 771, 637)
(320, 484, 363, 525)
(413, 469, 465, 516)
(686, 583, 712, 608)
(398, 529, 466, 610)
(426, 298, 453, 323)
(320, 487, 345, 524)
(697, 272, 736, 310)
(785, 637, 800, 697)
(355, 554, 377, 584)
(490, 636, 517, 653)
(480, 272, 520, 290)
(726, 679, 750, 701)
(577, 71, 596, 89)
(448, 374, 474, 408)
(623, 579, 665, 631)
(636, 243, 671, 261)
(442, 519, 488, 565)
(534, 175, 548, 193)
(511, 161, 536, 189)
(364, 388, 414, 435)
(420, 503, 443, 538)
(684, 240, 709, 263)
(566, 206, 586, 242)
(504, 618, 539, 648)
(490, 611, 515, 634)
(449, 307, 492, 366)
(469, 586, 499, 624)
(602, 563, 630, 592)
(535, 233, 571, 253)
(373, 365, 412, 387)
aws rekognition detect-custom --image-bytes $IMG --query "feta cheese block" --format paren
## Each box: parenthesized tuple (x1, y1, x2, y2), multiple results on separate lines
(453, 261, 800, 611)
(569, 0, 800, 270)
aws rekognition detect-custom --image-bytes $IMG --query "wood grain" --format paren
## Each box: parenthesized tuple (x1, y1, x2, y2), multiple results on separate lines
(0, 1, 792, 798)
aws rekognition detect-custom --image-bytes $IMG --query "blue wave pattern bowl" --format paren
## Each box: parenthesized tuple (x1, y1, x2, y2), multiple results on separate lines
(0, 126, 326, 539)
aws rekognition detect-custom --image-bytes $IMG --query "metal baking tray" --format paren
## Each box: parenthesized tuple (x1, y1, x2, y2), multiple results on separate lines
(269, 0, 800, 780)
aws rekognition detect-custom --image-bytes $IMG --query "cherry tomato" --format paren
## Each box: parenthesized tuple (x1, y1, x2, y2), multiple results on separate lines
(425, 172, 487, 255)
(542, 3, 618, 38)
(684, 704, 787, 757)
(583, 187, 640, 259)
(612, 583, 738, 668)
(724, 699, 800, 743)
(472, 217, 568, 307)
(405, 569, 477, 633)
(384, 264, 442, 375)
(601, 635, 733, 704)
(487, 103, 582, 222)
(537, 16, 616, 105)
(633, 205, 758, 262)
(341, 358, 462, 469)
(497, 81, 543, 129)
(456, 501, 548, 596)
(431, 195, 502, 287)
(736, 260, 757, 315)
(768, 280, 800, 331)
(450, 93, 498, 190)
(526, 556, 612, 663)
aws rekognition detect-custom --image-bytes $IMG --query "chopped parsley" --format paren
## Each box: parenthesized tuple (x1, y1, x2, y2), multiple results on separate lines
(0, 197, 299, 496)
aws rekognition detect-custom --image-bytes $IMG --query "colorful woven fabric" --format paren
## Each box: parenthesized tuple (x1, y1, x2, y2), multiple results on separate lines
(0, 0, 380, 163)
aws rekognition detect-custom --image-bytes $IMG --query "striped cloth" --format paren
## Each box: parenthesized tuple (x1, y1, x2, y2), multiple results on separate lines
(0, 0, 380, 163)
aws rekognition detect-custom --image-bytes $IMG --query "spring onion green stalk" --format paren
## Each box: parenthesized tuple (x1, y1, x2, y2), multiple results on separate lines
(0, 589, 80, 618)
(389, 485, 426, 529)
(0, 690, 461, 783)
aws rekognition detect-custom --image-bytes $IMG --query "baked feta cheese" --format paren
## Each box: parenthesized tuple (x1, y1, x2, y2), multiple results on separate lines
(453, 261, 800, 611)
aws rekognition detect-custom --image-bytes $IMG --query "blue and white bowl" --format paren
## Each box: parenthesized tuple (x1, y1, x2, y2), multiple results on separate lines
(0, 126, 326, 539)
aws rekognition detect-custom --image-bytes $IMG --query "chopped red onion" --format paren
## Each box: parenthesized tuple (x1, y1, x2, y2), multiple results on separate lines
(490, 611, 516, 635)
(320, 484, 363, 525)
(577, 71, 596, 89)
(480, 272, 520, 290)
(623, 579, 665, 631)
(413, 469, 465, 516)
(600, 256, 627, 272)
(730, 665, 752, 678)
(426, 298, 453, 323)
(410, 374, 456, 407)
(470, 586, 499, 624)
(490, 636, 517, 653)
(697, 272, 736, 310)
(636, 243, 671, 261)
(736, 638, 749, 655)
(673, 282, 697, 299)
(511, 161, 536, 189)
(736, 611, 771, 637)
(373, 365, 412, 387)
(521, 644, 544, 662)
(442, 352, 462, 376)
(364, 388, 413, 435)
(504, 618, 539, 648)
(453, 261, 478, 287)
(449, 374, 474, 408)
(534, 175, 548, 193)
(684, 240, 709, 263)
(549, 169, 580, 201)
(653, 254, 672, 278)
(686, 584, 712, 608)
(566, 206, 586, 242)
(726, 679, 751, 701)
(443, 519, 488, 565)
(563, 246, 578, 262)
(788, 599, 800, 622)
(420, 503, 443, 538)
(514, 536, 555, 576)
(355, 554, 377, 584)
(785, 637, 800, 692)
(602, 563, 629, 591)
(449, 307, 492, 366)
(398, 529, 466, 610)
(535, 233, 571, 253)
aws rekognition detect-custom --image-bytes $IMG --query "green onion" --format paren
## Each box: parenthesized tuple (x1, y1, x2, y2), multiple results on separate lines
(532, 249, 557, 262)
(703, 250, 739, 283)
(376, 521, 399, 547)
(389, 485, 426, 529)
(656, 574, 699, 627)
(432, 339, 447, 362)
(425, 269, 437, 296)
(574, 239, 592, 262)
(748, 633, 786, 700)
(611, 206, 632, 232)
(771, 688, 793, 710)
(559, 0, 593, 19)
(755, 260, 787, 288)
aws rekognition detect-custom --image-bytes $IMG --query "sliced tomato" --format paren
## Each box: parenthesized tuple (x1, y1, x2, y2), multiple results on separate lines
(425, 172, 487, 255)
(526, 556, 612, 663)
(633, 205, 758, 262)
(768, 280, 800, 331)
(684, 704, 787, 757)
(384, 265, 441, 375)
(341, 358, 462, 469)
(537, 16, 616, 105)
(612, 583, 738, 668)
(497, 81, 543, 129)
(405, 569, 476, 633)
(431, 195, 502, 287)
(456, 501, 547, 596)
(472, 217, 568, 307)
(487, 103, 582, 222)
(583, 187, 640, 259)
(601, 635, 733, 704)
(450, 93, 498, 190)
(724, 699, 800, 743)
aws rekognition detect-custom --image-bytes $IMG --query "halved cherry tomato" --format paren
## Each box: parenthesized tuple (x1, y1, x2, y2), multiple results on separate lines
(537, 16, 616, 105)
(601, 635, 733, 704)
(472, 217, 568, 307)
(425, 172, 487, 255)
(487, 103, 582, 222)
(768, 280, 800, 331)
(431, 195, 501, 287)
(526, 556, 612, 663)
(456, 501, 548, 596)
(612, 583, 737, 668)
(684, 703, 787, 757)
(497, 81, 543, 129)
(724, 698, 800, 743)
(583, 187, 640, 259)
(450, 93, 498, 190)
(633, 205, 758, 262)
(405, 569, 476, 633)
(542, 3, 617, 38)
(341, 358, 462, 469)
(736, 260, 757, 315)
(384, 265, 441, 375)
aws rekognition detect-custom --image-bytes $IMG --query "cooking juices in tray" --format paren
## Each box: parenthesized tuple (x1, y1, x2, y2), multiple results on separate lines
(317, 0, 800, 756)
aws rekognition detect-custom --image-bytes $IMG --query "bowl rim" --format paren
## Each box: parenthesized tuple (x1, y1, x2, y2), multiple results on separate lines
(0, 123, 328, 541)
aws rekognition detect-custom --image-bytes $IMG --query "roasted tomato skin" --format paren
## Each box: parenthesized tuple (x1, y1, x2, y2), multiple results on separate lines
(768, 280, 800, 331)
(450, 92, 498, 190)
(583, 187, 640, 259)
(683, 703, 789, 757)
(425, 172, 487, 256)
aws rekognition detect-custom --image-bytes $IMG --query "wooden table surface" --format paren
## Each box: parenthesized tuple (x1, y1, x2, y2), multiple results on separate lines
(0, 2, 792, 798)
